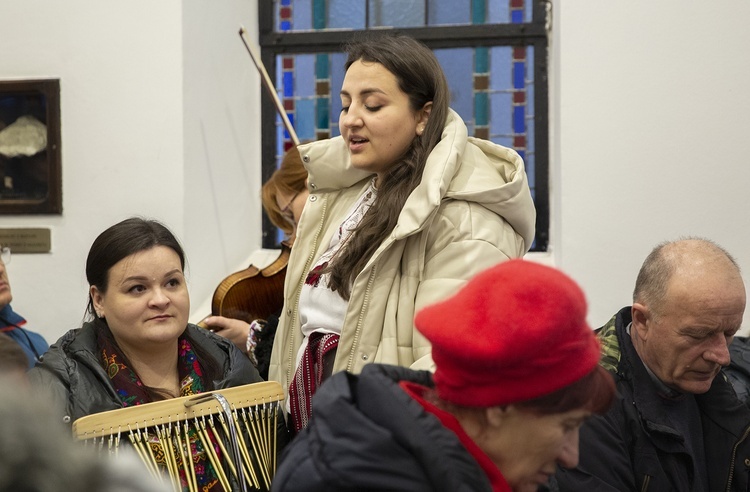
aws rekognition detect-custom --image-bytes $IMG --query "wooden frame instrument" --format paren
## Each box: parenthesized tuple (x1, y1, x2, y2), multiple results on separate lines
(73, 381, 284, 492)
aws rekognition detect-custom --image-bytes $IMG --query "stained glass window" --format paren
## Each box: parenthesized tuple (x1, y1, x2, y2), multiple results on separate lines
(259, 0, 548, 250)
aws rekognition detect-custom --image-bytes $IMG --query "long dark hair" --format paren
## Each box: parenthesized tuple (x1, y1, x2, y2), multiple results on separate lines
(326, 34, 450, 299)
(86, 217, 221, 398)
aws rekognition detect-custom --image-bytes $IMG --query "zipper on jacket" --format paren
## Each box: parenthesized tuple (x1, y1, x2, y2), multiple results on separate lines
(285, 195, 328, 386)
(640, 475, 651, 492)
(346, 265, 377, 372)
(725, 423, 750, 492)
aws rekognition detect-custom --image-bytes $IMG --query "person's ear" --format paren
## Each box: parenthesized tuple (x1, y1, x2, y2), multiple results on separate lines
(416, 102, 433, 136)
(90, 285, 105, 318)
(631, 303, 651, 340)
(485, 405, 513, 428)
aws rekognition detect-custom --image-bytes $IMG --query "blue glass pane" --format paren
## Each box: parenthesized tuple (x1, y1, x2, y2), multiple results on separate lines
(511, 9, 523, 23)
(526, 150, 535, 188)
(428, 0, 470, 25)
(488, 0, 510, 23)
(293, 0, 312, 30)
(283, 71, 294, 97)
(513, 106, 525, 134)
(275, 56, 284, 96)
(435, 48, 472, 122)
(489, 46, 512, 139)
(330, 52, 347, 132)
(490, 92, 512, 136)
(369, 0, 425, 28)
(329, 0, 366, 29)
(295, 54, 315, 98)
(526, 47, 535, 113)
(490, 46, 512, 89)
(296, 98, 316, 141)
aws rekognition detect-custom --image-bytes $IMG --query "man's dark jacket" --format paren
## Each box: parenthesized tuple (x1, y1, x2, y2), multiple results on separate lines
(272, 364, 495, 492)
(555, 307, 750, 491)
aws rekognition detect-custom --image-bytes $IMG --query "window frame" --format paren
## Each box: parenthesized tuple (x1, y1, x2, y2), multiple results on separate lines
(258, 0, 549, 251)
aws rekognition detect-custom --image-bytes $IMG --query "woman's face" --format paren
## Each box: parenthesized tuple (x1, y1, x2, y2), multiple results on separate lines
(478, 406, 590, 492)
(90, 246, 189, 355)
(339, 59, 429, 182)
(275, 188, 309, 229)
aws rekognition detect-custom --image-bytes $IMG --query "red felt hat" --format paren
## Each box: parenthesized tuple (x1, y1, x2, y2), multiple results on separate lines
(415, 259, 601, 408)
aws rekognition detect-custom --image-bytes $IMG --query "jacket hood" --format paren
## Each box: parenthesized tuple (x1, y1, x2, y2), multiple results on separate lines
(298, 109, 536, 251)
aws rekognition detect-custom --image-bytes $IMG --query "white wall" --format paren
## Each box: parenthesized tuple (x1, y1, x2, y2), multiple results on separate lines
(3, 0, 750, 342)
(0, 0, 261, 341)
(552, 0, 750, 330)
(182, 0, 262, 322)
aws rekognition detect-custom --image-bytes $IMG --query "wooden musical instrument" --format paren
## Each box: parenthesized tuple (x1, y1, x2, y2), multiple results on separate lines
(206, 241, 291, 324)
(73, 381, 284, 492)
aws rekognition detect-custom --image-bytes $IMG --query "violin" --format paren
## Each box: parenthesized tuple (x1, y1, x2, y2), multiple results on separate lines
(200, 241, 291, 326)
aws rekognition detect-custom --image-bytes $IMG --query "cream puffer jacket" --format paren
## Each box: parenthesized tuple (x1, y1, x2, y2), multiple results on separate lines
(268, 109, 536, 401)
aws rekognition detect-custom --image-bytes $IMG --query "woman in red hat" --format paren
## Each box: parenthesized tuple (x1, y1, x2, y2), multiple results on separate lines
(271, 259, 615, 492)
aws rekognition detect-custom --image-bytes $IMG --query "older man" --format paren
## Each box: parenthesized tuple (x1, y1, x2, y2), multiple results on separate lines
(0, 245, 48, 368)
(555, 238, 750, 491)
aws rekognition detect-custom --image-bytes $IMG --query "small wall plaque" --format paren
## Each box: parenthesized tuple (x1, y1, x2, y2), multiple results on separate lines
(0, 227, 51, 253)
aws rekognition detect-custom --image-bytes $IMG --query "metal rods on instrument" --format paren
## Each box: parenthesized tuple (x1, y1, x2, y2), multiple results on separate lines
(73, 382, 284, 492)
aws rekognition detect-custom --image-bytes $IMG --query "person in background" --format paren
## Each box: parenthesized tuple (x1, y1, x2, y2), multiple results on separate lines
(270, 33, 536, 434)
(726, 335, 750, 406)
(28, 217, 268, 492)
(262, 143, 310, 241)
(271, 259, 615, 492)
(204, 145, 310, 379)
(0, 244, 49, 368)
(555, 238, 750, 491)
(0, 332, 29, 384)
(0, 380, 171, 492)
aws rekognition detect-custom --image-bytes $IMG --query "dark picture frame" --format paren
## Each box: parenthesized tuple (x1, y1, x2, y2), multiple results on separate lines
(0, 79, 62, 215)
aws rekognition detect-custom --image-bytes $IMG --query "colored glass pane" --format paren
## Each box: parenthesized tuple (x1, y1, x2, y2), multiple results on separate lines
(369, 0, 425, 28)
(276, 0, 534, 31)
(429, 0, 470, 25)
(329, 0, 366, 29)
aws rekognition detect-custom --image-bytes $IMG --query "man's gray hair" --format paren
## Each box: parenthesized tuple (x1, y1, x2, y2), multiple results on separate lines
(632, 237, 740, 315)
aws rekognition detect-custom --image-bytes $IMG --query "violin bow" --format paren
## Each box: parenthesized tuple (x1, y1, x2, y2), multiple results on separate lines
(239, 25, 300, 147)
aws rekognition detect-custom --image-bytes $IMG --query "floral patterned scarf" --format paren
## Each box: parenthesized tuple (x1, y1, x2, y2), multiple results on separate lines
(97, 326, 225, 492)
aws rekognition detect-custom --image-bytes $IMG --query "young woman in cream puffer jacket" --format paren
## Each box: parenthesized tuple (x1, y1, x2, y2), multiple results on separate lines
(269, 108, 536, 404)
